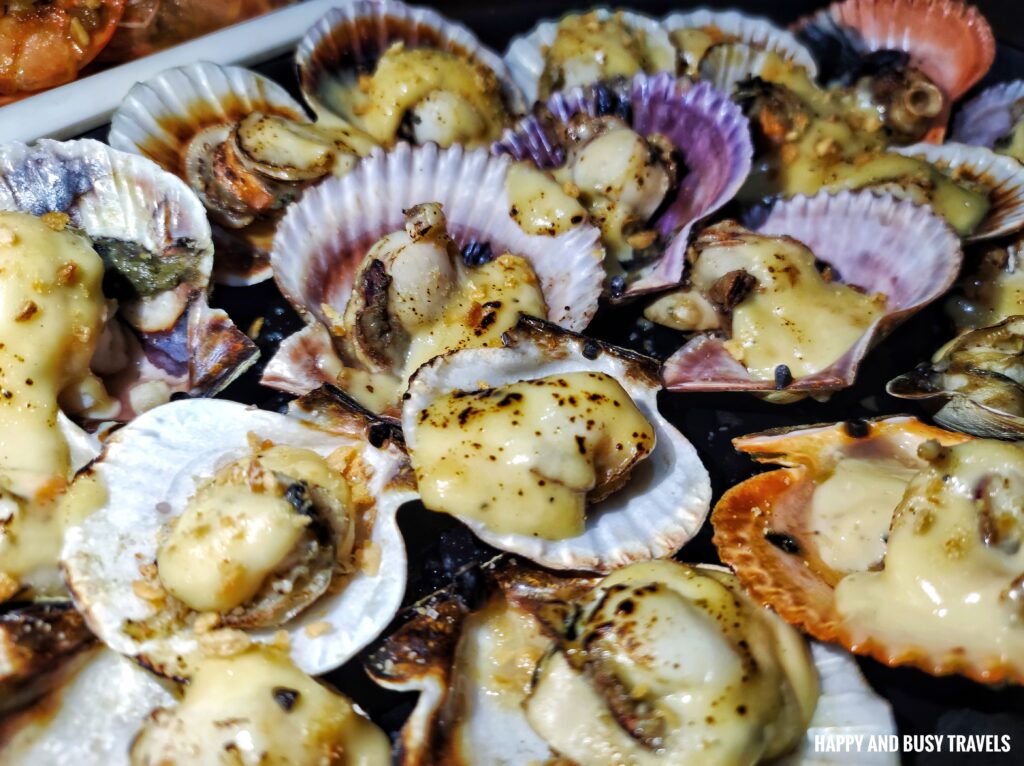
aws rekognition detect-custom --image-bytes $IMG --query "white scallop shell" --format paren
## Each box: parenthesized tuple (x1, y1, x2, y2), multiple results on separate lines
(296, 0, 525, 122)
(951, 80, 1024, 149)
(892, 141, 1024, 241)
(401, 318, 711, 572)
(504, 8, 676, 106)
(61, 398, 416, 678)
(663, 8, 818, 76)
(0, 647, 173, 766)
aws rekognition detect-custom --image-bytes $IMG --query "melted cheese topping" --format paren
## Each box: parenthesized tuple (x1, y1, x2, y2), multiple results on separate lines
(349, 44, 508, 147)
(412, 371, 655, 539)
(0, 212, 115, 588)
(525, 561, 818, 765)
(693, 232, 886, 380)
(810, 458, 918, 573)
(506, 162, 587, 236)
(948, 252, 1024, 331)
(157, 446, 350, 613)
(539, 12, 673, 99)
(130, 646, 389, 766)
(835, 440, 1024, 668)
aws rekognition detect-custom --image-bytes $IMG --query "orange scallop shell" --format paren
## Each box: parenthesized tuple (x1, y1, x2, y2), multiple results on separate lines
(712, 417, 1024, 685)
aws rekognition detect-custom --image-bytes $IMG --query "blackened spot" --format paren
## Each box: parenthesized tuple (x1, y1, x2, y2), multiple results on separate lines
(272, 687, 300, 712)
(609, 275, 626, 298)
(773, 364, 792, 390)
(844, 419, 870, 438)
(575, 435, 587, 454)
(479, 311, 498, 330)
(765, 531, 801, 554)
(458, 406, 474, 426)
(582, 340, 600, 360)
(368, 422, 390, 448)
(617, 599, 635, 615)
(497, 392, 523, 407)
(461, 241, 494, 267)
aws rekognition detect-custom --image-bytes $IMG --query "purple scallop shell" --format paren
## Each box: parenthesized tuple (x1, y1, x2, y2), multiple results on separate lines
(662, 190, 962, 393)
(951, 80, 1024, 149)
(493, 72, 753, 299)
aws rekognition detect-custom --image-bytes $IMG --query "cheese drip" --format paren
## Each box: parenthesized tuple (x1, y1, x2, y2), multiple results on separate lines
(411, 371, 655, 539)
(130, 646, 390, 766)
(694, 229, 885, 380)
(0, 212, 114, 589)
(157, 445, 351, 614)
(346, 44, 508, 147)
(539, 12, 673, 99)
(835, 440, 1024, 670)
(525, 561, 819, 765)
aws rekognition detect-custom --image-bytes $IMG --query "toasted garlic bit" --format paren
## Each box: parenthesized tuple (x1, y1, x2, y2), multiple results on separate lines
(411, 371, 655, 539)
(836, 440, 1024, 666)
(736, 55, 988, 236)
(342, 43, 509, 147)
(544, 115, 677, 267)
(540, 12, 673, 99)
(340, 203, 546, 411)
(527, 561, 818, 765)
(131, 646, 390, 766)
(156, 445, 353, 625)
(0, 213, 116, 594)
(649, 223, 886, 381)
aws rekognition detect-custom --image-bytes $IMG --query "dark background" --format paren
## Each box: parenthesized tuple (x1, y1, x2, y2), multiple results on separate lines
(201, 2, 1024, 764)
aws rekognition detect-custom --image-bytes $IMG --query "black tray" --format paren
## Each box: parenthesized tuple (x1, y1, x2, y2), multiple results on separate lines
(103, 2, 1024, 763)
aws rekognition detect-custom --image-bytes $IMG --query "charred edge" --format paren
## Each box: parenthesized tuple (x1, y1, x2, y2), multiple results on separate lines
(294, 384, 404, 445)
(507, 316, 662, 384)
(764, 531, 801, 554)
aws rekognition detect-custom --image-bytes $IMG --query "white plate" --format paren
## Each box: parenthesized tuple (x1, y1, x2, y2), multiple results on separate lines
(0, 0, 342, 144)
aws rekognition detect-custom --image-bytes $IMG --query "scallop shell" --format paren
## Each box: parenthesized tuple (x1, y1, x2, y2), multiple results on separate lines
(794, 0, 995, 142)
(794, 0, 994, 101)
(61, 392, 417, 679)
(367, 561, 898, 766)
(891, 141, 1024, 241)
(264, 142, 604, 396)
(951, 80, 1024, 149)
(663, 8, 818, 76)
(109, 62, 310, 286)
(709, 417, 1024, 685)
(296, 0, 525, 125)
(0, 646, 173, 766)
(503, 8, 676, 106)
(401, 317, 711, 572)
(662, 190, 962, 393)
(888, 316, 1024, 439)
(494, 73, 752, 298)
(0, 139, 258, 417)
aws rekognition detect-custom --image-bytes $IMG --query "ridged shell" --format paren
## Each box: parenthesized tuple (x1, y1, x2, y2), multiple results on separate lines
(401, 317, 711, 572)
(0, 647, 173, 766)
(951, 80, 1024, 149)
(0, 139, 258, 415)
(367, 562, 898, 766)
(264, 143, 604, 395)
(663, 8, 818, 76)
(296, 0, 525, 123)
(891, 141, 1024, 241)
(710, 417, 1024, 685)
(888, 316, 1024, 439)
(61, 394, 417, 678)
(503, 9, 675, 106)
(109, 62, 309, 286)
(663, 190, 962, 393)
(494, 73, 752, 297)
(795, 0, 995, 101)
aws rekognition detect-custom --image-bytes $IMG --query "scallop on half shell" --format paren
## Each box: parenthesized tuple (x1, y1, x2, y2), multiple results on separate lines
(794, 0, 995, 142)
(951, 79, 1024, 156)
(61, 390, 416, 679)
(0, 139, 257, 419)
(263, 142, 604, 408)
(494, 73, 752, 298)
(663, 8, 817, 77)
(296, 0, 524, 144)
(711, 417, 1024, 685)
(366, 559, 898, 766)
(661, 190, 962, 395)
(503, 8, 676, 106)
(109, 61, 346, 285)
(401, 317, 711, 572)
(888, 316, 1024, 440)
